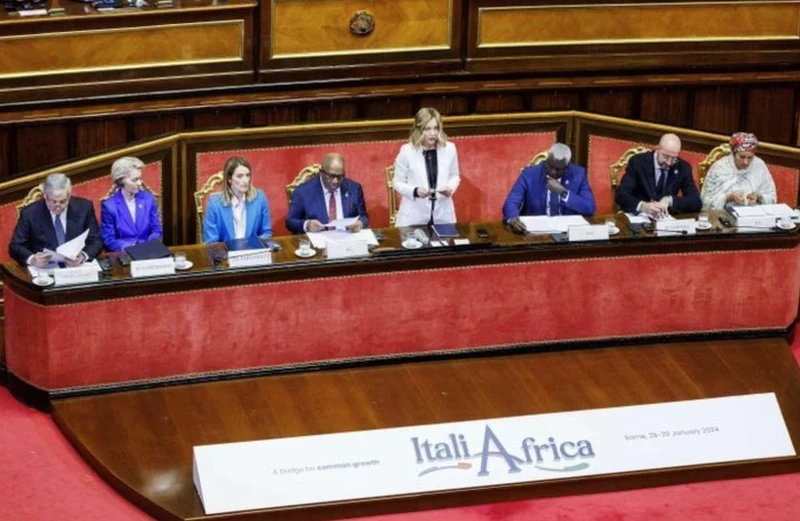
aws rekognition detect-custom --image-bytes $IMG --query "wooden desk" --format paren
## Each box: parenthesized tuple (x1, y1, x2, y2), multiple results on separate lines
(3, 214, 800, 407)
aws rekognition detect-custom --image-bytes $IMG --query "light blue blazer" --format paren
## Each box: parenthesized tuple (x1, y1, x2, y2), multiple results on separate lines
(203, 189, 273, 243)
(101, 189, 163, 252)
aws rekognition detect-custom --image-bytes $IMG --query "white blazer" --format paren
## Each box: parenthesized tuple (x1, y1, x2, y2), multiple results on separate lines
(392, 141, 461, 226)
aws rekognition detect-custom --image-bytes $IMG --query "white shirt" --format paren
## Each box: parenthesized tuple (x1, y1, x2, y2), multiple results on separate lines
(231, 195, 247, 239)
(303, 179, 343, 231)
(124, 195, 136, 224)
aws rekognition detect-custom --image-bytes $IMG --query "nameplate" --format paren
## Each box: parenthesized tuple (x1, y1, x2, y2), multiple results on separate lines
(130, 258, 176, 278)
(327, 239, 369, 260)
(567, 224, 609, 242)
(736, 215, 777, 232)
(53, 266, 100, 286)
(228, 249, 272, 268)
(193, 393, 792, 515)
(656, 218, 696, 236)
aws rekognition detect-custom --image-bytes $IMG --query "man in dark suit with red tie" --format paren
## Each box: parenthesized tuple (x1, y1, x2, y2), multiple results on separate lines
(285, 153, 369, 234)
(9, 173, 103, 267)
(615, 133, 702, 218)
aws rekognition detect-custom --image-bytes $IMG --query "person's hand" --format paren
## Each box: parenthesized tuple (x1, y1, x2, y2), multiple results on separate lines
(641, 201, 669, 219)
(746, 192, 761, 205)
(437, 188, 453, 198)
(346, 220, 363, 233)
(658, 196, 672, 208)
(726, 192, 746, 205)
(31, 252, 52, 268)
(306, 219, 325, 232)
(546, 176, 566, 195)
(508, 217, 527, 234)
(416, 187, 431, 199)
(64, 252, 86, 267)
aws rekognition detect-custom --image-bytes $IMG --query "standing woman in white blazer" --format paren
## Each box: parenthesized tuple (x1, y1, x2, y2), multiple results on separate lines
(393, 108, 461, 226)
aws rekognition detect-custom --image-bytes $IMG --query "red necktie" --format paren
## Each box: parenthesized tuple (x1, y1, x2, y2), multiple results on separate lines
(328, 191, 337, 222)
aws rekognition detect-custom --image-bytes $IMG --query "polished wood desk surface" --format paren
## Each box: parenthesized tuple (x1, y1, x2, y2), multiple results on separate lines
(3, 212, 798, 305)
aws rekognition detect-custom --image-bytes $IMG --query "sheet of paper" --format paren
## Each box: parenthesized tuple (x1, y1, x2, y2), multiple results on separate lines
(306, 229, 378, 249)
(730, 205, 767, 217)
(625, 213, 651, 224)
(323, 217, 359, 229)
(519, 215, 589, 233)
(44, 229, 89, 261)
(28, 259, 101, 278)
(759, 203, 795, 217)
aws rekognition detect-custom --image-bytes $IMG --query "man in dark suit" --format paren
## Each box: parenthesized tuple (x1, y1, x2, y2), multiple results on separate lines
(615, 133, 702, 218)
(9, 173, 103, 267)
(286, 153, 369, 234)
(503, 143, 596, 233)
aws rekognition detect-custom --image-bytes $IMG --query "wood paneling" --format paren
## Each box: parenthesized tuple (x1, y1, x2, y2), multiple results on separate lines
(190, 110, 246, 130)
(475, 93, 525, 113)
(133, 115, 186, 141)
(75, 119, 129, 158)
(305, 101, 359, 122)
(0, 128, 10, 179)
(692, 87, 743, 135)
(271, 0, 452, 58)
(640, 89, 689, 128)
(586, 90, 636, 119)
(250, 106, 304, 126)
(477, 3, 800, 47)
(362, 98, 414, 120)
(417, 96, 469, 115)
(15, 124, 69, 175)
(744, 87, 796, 144)
(530, 92, 581, 111)
(0, 21, 246, 79)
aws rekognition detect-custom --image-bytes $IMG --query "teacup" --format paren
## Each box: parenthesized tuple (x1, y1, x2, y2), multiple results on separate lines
(697, 214, 710, 227)
(298, 239, 312, 254)
(779, 216, 794, 229)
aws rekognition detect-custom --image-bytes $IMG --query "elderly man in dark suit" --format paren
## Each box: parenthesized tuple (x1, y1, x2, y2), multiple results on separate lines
(286, 153, 369, 234)
(615, 133, 702, 218)
(9, 173, 103, 267)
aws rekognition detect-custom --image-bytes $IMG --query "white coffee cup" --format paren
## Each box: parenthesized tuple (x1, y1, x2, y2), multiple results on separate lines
(34, 273, 51, 285)
(697, 214, 710, 227)
(779, 216, 794, 228)
(298, 239, 312, 254)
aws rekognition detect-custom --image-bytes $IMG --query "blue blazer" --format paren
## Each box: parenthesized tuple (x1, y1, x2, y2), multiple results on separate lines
(203, 189, 273, 243)
(285, 177, 369, 234)
(502, 163, 596, 220)
(100, 190, 163, 252)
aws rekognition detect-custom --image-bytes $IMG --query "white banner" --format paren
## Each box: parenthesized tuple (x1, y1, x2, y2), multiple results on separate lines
(193, 393, 794, 515)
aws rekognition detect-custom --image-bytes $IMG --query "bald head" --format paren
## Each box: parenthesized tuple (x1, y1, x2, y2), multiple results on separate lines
(322, 153, 345, 172)
(656, 133, 681, 169)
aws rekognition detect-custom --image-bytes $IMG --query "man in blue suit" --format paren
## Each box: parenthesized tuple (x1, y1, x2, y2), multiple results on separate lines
(502, 143, 596, 233)
(286, 153, 369, 234)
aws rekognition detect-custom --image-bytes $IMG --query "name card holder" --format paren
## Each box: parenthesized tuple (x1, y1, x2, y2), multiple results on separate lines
(228, 249, 272, 268)
(54, 265, 100, 286)
(736, 216, 777, 232)
(568, 224, 609, 242)
(656, 219, 697, 236)
(327, 239, 369, 260)
(130, 258, 176, 278)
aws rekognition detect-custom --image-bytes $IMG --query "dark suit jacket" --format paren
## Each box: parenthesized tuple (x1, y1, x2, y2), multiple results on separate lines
(615, 151, 702, 214)
(285, 176, 369, 234)
(9, 197, 103, 265)
(502, 163, 596, 220)
(100, 189, 163, 252)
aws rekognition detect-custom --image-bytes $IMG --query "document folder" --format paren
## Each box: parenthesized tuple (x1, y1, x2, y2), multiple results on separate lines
(225, 236, 266, 251)
(432, 223, 459, 237)
(124, 239, 172, 260)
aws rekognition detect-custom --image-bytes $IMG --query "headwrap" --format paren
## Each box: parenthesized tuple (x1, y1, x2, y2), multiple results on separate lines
(730, 132, 758, 153)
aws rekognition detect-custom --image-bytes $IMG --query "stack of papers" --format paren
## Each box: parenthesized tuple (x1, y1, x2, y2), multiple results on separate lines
(519, 215, 589, 233)
(731, 204, 795, 218)
(28, 259, 102, 278)
(306, 229, 379, 249)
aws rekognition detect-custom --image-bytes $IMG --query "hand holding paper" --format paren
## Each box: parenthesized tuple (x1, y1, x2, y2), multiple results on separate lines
(44, 229, 90, 263)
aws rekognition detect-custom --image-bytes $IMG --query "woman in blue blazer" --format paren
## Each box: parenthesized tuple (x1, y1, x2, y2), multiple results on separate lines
(203, 156, 273, 243)
(101, 156, 164, 252)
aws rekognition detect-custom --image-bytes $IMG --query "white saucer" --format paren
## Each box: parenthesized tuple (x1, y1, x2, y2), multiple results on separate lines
(777, 222, 796, 231)
(175, 260, 194, 271)
(607, 226, 620, 236)
(33, 276, 54, 287)
(294, 248, 316, 258)
(402, 239, 423, 250)
(695, 222, 713, 231)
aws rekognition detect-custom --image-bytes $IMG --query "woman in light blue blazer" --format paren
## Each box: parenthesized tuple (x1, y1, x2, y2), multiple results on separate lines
(203, 156, 273, 243)
(101, 156, 163, 252)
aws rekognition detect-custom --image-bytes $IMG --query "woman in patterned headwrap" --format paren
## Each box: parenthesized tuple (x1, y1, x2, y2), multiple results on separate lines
(701, 132, 777, 210)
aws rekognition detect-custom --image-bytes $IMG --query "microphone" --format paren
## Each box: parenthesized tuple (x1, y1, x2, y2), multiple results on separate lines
(655, 229, 689, 235)
(413, 228, 430, 245)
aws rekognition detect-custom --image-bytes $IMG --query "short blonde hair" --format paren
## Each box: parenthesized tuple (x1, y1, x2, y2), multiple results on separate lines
(110, 157, 144, 187)
(409, 108, 447, 149)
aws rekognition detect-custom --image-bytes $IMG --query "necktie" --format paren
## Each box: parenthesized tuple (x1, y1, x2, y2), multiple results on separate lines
(54, 215, 66, 246)
(328, 190, 337, 222)
(657, 168, 668, 196)
(549, 191, 561, 216)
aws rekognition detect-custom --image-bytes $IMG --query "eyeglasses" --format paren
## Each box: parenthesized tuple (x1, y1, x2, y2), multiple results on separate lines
(320, 169, 345, 180)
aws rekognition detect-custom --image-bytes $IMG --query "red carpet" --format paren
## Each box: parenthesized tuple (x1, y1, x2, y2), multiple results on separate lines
(2, 335, 800, 521)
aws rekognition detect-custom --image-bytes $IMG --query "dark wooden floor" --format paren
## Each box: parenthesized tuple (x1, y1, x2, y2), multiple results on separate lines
(52, 339, 800, 521)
